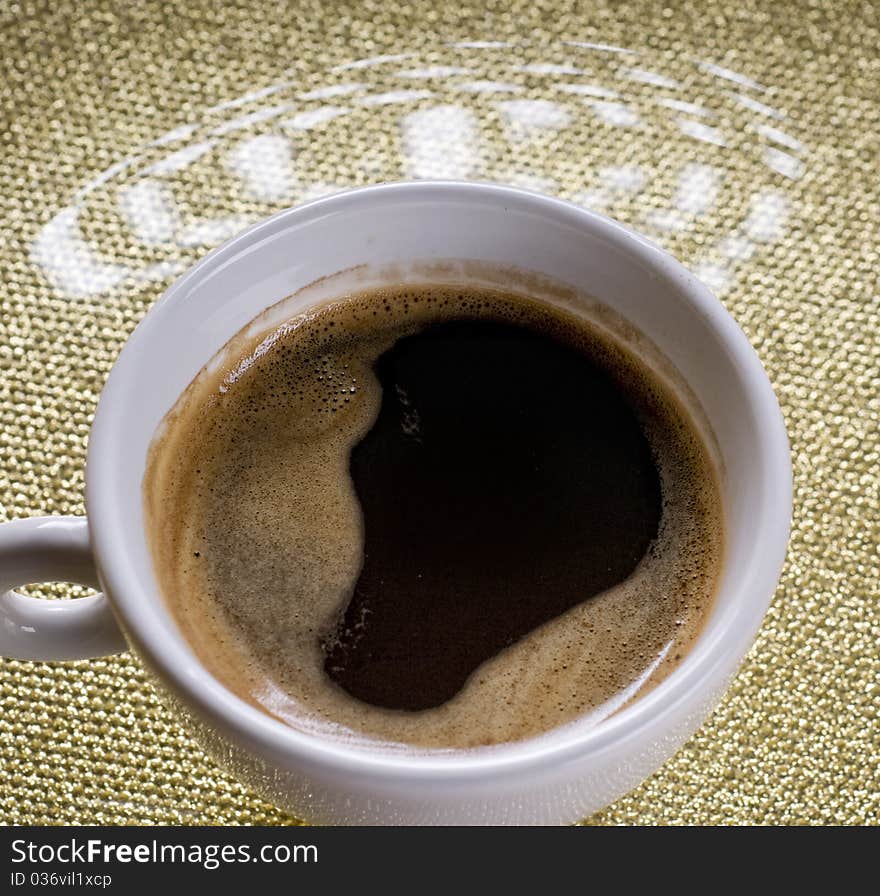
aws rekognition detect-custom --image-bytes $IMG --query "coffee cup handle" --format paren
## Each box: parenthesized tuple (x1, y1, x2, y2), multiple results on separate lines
(0, 516, 127, 660)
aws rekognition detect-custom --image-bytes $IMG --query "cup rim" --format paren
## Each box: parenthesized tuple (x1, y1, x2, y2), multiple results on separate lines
(87, 180, 792, 783)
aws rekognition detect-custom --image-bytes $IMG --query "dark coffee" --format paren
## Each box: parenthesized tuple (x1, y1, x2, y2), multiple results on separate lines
(325, 318, 662, 710)
(144, 283, 723, 750)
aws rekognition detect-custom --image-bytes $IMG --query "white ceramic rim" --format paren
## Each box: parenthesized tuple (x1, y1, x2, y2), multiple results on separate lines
(87, 181, 792, 784)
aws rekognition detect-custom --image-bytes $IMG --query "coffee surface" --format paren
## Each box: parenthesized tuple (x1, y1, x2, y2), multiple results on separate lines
(144, 284, 723, 750)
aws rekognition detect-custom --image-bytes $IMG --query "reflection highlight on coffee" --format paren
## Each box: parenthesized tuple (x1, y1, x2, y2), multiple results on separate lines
(144, 284, 723, 750)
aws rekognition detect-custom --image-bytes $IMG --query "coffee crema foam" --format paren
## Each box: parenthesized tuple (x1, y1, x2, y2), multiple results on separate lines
(144, 284, 724, 751)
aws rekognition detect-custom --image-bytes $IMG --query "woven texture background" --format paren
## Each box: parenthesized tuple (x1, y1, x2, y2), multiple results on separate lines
(0, 1, 877, 824)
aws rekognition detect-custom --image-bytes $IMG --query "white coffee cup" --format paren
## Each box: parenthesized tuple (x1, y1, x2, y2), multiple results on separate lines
(0, 182, 791, 825)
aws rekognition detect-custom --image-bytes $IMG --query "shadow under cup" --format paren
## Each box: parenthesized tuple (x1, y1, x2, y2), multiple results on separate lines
(86, 182, 791, 824)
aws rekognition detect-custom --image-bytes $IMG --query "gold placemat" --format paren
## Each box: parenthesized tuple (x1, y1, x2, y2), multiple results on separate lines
(1, 1, 877, 825)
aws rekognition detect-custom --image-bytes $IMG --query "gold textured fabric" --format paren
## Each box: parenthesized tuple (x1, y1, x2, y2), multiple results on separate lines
(1, 1, 877, 825)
